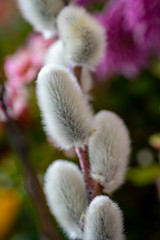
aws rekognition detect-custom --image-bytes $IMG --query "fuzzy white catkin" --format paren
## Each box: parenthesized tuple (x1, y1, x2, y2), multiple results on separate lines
(17, 0, 66, 37)
(44, 40, 68, 66)
(88, 110, 131, 194)
(44, 160, 88, 239)
(57, 6, 106, 69)
(36, 65, 93, 149)
(84, 196, 125, 240)
(44, 42, 93, 93)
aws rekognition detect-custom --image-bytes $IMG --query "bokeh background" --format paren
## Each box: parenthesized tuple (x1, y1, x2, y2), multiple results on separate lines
(0, 0, 160, 239)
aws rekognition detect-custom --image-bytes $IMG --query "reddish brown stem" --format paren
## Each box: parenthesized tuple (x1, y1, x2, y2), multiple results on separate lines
(73, 65, 102, 202)
(73, 66, 82, 84)
(75, 146, 102, 203)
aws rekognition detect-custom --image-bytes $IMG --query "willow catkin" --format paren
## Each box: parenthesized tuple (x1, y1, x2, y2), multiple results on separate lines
(36, 65, 93, 149)
(57, 6, 106, 69)
(44, 160, 88, 239)
(17, 0, 66, 37)
(88, 110, 131, 193)
(84, 196, 125, 240)
(44, 40, 67, 66)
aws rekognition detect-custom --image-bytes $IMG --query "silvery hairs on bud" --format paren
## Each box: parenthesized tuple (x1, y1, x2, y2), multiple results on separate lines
(17, 0, 67, 37)
(57, 6, 106, 69)
(36, 65, 93, 149)
(44, 40, 68, 67)
(80, 68, 93, 94)
(88, 110, 131, 194)
(84, 196, 125, 240)
(44, 160, 88, 239)
(44, 41, 93, 94)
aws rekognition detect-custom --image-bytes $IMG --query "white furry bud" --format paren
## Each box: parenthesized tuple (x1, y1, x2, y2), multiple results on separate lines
(44, 160, 88, 239)
(44, 40, 67, 66)
(57, 6, 106, 69)
(88, 110, 131, 193)
(36, 65, 93, 149)
(80, 69, 93, 94)
(17, 0, 66, 37)
(84, 196, 125, 240)
(44, 42, 93, 93)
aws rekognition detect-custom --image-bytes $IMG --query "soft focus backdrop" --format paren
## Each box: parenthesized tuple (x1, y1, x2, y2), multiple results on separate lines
(0, 0, 160, 239)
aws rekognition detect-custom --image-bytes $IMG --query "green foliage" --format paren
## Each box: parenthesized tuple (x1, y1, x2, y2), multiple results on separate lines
(128, 164, 160, 186)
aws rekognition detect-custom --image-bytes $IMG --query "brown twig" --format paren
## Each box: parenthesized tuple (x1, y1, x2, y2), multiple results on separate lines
(0, 85, 60, 240)
(75, 146, 102, 203)
(73, 66, 102, 203)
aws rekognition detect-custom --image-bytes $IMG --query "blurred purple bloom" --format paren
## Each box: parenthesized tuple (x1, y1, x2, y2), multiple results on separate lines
(76, 0, 93, 7)
(123, 0, 160, 55)
(96, 1, 148, 79)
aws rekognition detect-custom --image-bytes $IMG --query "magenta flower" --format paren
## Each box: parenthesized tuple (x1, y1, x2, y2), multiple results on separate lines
(76, 0, 94, 7)
(96, 1, 148, 79)
(123, 0, 160, 56)
(5, 33, 55, 88)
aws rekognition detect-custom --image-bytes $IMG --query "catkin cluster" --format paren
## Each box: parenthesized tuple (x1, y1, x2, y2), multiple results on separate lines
(18, 1, 131, 239)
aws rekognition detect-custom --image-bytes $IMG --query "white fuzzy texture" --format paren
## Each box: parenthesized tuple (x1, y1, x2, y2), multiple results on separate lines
(84, 196, 124, 240)
(44, 44, 93, 94)
(17, 0, 65, 36)
(36, 65, 93, 149)
(44, 160, 88, 239)
(88, 110, 131, 193)
(44, 40, 67, 66)
(80, 69, 93, 94)
(57, 6, 106, 69)
(44, 42, 93, 93)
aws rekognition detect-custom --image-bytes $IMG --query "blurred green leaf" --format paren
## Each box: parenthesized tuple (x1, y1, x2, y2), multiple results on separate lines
(149, 133, 160, 150)
(128, 164, 160, 186)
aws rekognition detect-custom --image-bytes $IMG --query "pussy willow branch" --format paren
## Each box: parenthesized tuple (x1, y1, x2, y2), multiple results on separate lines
(75, 146, 102, 202)
(0, 84, 60, 240)
(73, 66, 102, 203)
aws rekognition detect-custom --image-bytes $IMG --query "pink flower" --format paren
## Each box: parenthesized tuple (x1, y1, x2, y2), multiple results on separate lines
(5, 33, 55, 88)
(96, 1, 148, 79)
(0, 83, 28, 121)
(5, 49, 36, 88)
(27, 34, 56, 68)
